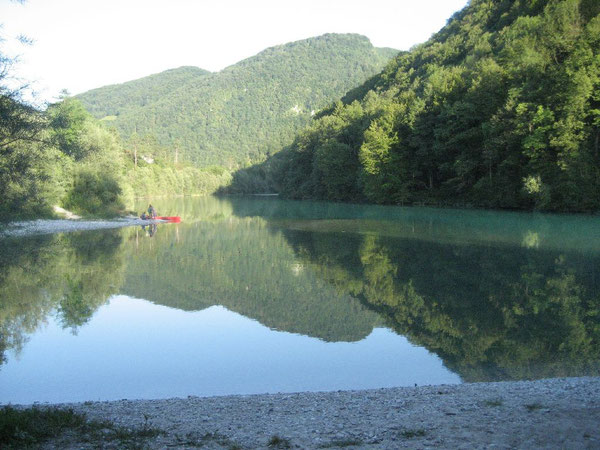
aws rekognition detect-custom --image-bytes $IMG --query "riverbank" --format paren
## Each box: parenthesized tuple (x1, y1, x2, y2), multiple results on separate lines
(0, 217, 165, 238)
(19, 377, 599, 448)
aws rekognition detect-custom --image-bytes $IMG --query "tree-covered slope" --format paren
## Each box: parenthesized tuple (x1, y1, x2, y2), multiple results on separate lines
(77, 34, 397, 167)
(268, 0, 600, 212)
(78, 66, 210, 120)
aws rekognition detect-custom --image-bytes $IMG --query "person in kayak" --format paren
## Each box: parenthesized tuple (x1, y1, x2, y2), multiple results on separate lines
(140, 204, 157, 220)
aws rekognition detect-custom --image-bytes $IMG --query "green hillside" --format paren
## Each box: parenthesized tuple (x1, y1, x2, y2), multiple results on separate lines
(76, 66, 211, 120)
(77, 34, 397, 168)
(257, 0, 600, 212)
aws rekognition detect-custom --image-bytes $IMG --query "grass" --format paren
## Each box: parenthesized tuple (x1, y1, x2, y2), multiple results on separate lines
(483, 398, 504, 407)
(0, 405, 87, 448)
(525, 402, 544, 411)
(268, 434, 292, 448)
(400, 428, 426, 438)
(0, 405, 164, 449)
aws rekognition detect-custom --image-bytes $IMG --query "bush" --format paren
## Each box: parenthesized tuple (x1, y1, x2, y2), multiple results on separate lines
(63, 168, 123, 216)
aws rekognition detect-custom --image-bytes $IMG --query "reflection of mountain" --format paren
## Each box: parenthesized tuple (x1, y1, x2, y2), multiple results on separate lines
(272, 223, 600, 382)
(121, 212, 381, 342)
(4, 196, 599, 383)
(127, 196, 600, 380)
(0, 230, 126, 365)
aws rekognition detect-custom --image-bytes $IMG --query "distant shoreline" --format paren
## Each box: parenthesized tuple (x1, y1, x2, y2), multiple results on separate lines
(22, 377, 600, 449)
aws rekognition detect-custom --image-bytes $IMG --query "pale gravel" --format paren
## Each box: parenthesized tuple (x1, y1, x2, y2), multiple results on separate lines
(34, 377, 600, 449)
(0, 218, 164, 237)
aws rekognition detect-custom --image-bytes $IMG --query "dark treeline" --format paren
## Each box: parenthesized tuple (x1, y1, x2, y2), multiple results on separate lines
(230, 0, 600, 212)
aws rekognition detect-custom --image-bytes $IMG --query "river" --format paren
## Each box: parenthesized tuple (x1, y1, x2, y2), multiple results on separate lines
(0, 196, 598, 404)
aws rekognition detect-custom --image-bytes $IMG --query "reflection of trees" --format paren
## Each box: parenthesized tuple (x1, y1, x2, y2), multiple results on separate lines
(0, 230, 126, 364)
(281, 228, 600, 381)
(122, 212, 381, 342)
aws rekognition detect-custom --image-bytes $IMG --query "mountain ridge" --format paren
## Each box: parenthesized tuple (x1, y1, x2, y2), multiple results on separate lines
(77, 33, 397, 168)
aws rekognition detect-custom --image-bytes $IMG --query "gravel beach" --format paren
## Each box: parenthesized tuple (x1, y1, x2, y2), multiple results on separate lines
(35, 377, 600, 449)
(0, 218, 162, 237)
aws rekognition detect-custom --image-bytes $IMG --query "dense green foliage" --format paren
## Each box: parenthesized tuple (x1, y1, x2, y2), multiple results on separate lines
(0, 94, 231, 217)
(246, 0, 600, 212)
(0, 46, 59, 217)
(77, 34, 397, 167)
(1, 33, 396, 218)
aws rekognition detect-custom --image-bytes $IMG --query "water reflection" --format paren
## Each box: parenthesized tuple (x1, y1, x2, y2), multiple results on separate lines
(123, 202, 379, 342)
(226, 197, 600, 381)
(1, 297, 458, 404)
(140, 222, 158, 237)
(0, 196, 599, 402)
(0, 230, 125, 363)
(273, 227, 600, 381)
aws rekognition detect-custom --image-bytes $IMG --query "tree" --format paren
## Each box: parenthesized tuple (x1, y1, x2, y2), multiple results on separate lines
(0, 39, 45, 150)
(0, 31, 60, 217)
(47, 97, 90, 160)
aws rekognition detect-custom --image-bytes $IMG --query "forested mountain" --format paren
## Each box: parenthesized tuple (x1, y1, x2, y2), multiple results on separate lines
(79, 66, 210, 119)
(248, 0, 600, 212)
(77, 34, 397, 167)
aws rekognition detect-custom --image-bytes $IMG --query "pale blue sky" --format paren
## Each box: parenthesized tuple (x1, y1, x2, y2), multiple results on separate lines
(0, 0, 468, 103)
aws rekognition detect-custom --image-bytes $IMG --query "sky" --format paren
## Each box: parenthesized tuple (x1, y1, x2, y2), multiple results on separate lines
(0, 0, 469, 103)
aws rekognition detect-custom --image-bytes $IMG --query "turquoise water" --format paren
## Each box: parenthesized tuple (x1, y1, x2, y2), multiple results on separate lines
(1, 196, 598, 403)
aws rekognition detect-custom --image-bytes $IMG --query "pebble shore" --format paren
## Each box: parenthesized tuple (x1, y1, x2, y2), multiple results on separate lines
(41, 377, 600, 449)
(1, 218, 162, 237)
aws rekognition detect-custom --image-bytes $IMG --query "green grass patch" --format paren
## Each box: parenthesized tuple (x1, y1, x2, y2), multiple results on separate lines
(483, 398, 503, 407)
(525, 402, 544, 411)
(0, 405, 87, 448)
(400, 428, 426, 438)
(0, 405, 164, 449)
(268, 434, 292, 448)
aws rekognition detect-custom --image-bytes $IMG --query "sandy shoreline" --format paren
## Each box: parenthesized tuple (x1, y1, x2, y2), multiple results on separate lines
(24, 377, 600, 448)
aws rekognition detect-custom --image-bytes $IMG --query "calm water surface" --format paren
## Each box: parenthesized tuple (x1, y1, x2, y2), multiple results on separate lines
(1, 196, 599, 403)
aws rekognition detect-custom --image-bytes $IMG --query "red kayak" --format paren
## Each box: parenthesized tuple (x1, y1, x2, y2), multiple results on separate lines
(156, 216, 181, 223)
